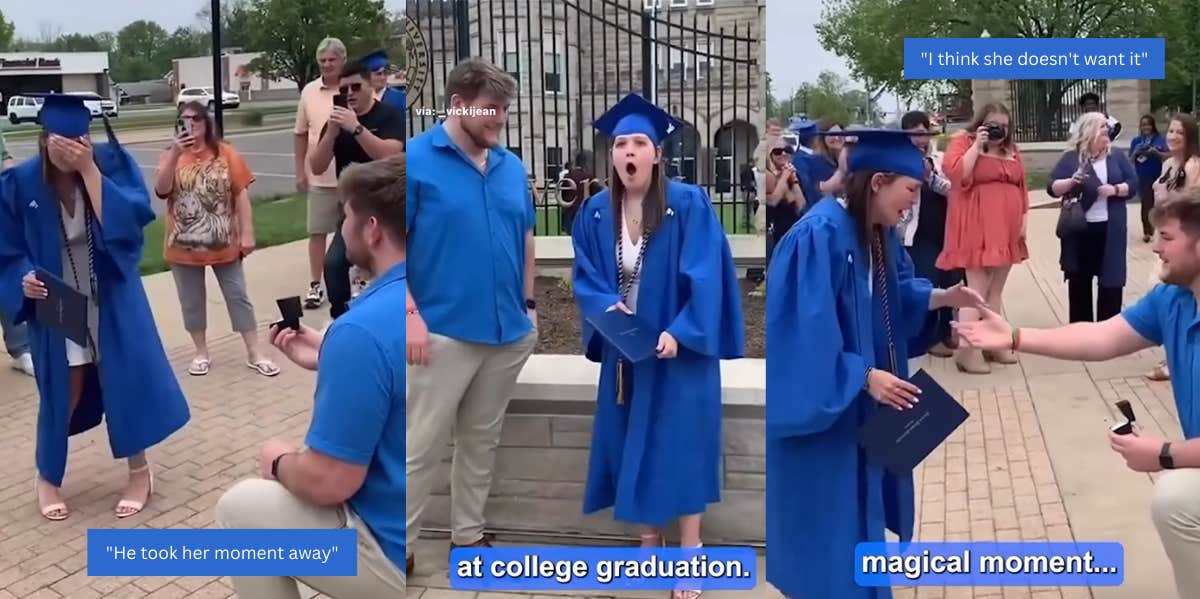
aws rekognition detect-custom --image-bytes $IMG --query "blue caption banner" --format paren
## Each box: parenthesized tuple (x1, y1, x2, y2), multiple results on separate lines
(87, 529, 357, 576)
(448, 546, 757, 591)
(903, 38, 1165, 79)
(855, 542, 1124, 586)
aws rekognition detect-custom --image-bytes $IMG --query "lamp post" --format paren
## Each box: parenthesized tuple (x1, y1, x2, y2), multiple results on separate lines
(210, 0, 224, 136)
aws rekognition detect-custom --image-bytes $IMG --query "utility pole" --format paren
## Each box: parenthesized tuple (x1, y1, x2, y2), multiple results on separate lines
(210, 0, 224, 135)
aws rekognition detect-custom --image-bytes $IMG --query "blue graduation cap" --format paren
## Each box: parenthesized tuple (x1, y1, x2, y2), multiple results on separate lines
(593, 93, 682, 145)
(362, 49, 390, 72)
(29, 93, 93, 138)
(818, 128, 926, 181)
(789, 118, 818, 136)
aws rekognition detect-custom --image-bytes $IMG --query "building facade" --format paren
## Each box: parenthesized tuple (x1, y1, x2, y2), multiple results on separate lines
(173, 52, 300, 102)
(407, 0, 766, 197)
(0, 52, 112, 105)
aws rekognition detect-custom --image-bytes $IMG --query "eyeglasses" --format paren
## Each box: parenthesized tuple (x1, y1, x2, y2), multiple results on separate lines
(339, 82, 364, 94)
(770, 148, 792, 156)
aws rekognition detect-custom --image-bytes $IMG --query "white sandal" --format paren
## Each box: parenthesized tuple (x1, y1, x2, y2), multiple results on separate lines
(115, 464, 154, 518)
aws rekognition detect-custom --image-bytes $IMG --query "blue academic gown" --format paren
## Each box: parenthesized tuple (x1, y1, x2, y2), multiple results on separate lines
(0, 150, 191, 487)
(571, 181, 745, 526)
(765, 197, 933, 599)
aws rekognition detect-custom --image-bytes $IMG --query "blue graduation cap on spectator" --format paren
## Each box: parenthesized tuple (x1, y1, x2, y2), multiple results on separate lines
(818, 128, 925, 181)
(592, 93, 682, 145)
(362, 49, 390, 72)
(28, 93, 93, 138)
(789, 117, 818, 136)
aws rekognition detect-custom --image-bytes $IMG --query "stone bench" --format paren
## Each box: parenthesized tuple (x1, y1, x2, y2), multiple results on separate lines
(419, 354, 766, 546)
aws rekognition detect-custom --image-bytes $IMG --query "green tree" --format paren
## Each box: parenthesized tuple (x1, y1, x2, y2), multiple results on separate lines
(817, 0, 1170, 137)
(197, 0, 258, 50)
(0, 10, 14, 51)
(243, 0, 390, 91)
(46, 33, 111, 52)
(112, 20, 171, 82)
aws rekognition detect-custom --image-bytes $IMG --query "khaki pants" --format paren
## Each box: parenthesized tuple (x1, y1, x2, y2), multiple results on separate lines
(215, 479, 405, 598)
(406, 329, 538, 551)
(1152, 469, 1200, 598)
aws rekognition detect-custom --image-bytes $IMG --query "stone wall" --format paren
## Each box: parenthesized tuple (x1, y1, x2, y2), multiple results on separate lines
(419, 355, 766, 545)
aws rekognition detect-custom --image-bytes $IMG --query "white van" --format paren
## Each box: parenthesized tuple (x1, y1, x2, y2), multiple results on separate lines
(7, 95, 43, 124)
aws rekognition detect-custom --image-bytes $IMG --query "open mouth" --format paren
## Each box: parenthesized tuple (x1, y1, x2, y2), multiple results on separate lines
(625, 163, 637, 176)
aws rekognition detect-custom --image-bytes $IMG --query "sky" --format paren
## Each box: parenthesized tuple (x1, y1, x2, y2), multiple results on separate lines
(766, 1, 902, 122)
(3, 0, 404, 38)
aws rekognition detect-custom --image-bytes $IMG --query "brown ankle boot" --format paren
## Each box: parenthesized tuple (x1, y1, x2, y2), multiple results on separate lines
(955, 347, 991, 374)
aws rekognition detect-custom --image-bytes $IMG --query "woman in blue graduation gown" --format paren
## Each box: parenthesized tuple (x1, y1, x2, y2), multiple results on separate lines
(764, 129, 985, 599)
(571, 93, 744, 581)
(0, 94, 190, 521)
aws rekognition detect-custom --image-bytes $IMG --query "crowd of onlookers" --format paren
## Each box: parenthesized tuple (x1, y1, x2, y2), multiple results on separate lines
(765, 95, 1200, 379)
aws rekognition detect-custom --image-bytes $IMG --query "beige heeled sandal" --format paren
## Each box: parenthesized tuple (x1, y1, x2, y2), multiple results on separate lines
(954, 347, 991, 374)
(115, 463, 154, 518)
(35, 476, 69, 521)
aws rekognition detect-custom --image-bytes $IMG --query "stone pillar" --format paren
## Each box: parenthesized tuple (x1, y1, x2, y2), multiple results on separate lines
(971, 78, 1014, 111)
(1105, 79, 1151, 135)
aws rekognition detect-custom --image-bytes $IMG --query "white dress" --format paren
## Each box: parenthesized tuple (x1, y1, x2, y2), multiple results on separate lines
(619, 215, 642, 311)
(60, 191, 97, 367)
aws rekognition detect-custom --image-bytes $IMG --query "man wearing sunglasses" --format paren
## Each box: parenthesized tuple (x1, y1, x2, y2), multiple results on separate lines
(309, 58, 407, 319)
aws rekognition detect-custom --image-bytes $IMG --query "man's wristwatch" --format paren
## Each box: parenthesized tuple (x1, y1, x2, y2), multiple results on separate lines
(352, 125, 364, 136)
(271, 453, 290, 479)
(525, 299, 537, 310)
(1160, 442, 1176, 470)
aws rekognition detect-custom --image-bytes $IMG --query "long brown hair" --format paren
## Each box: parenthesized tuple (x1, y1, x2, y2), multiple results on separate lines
(609, 157, 667, 238)
(965, 102, 1014, 153)
(1170, 113, 1200, 163)
(843, 169, 898, 256)
(177, 101, 221, 154)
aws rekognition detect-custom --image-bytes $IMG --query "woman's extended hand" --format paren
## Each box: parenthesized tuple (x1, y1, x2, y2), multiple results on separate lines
(866, 368, 921, 410)
(22, 271, 46, 300)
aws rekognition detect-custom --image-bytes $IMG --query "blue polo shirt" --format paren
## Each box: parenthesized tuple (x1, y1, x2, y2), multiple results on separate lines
(1122, 283, 1200, 437)
(305, 260, 406, 572)
(406, 123, 536, 345)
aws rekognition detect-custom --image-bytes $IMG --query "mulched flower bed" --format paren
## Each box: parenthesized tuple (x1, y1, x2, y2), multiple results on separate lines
(532, 275, 765, 359)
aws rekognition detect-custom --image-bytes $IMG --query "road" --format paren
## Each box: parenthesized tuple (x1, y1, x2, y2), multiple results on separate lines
(5, 127, 301, 212)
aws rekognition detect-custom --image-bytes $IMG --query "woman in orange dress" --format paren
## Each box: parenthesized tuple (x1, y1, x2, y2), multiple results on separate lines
(936, 103, 1029, 373)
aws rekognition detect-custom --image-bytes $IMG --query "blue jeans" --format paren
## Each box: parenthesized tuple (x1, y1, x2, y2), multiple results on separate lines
(1, 312, 29, 358)
(323, 226, 353, 320)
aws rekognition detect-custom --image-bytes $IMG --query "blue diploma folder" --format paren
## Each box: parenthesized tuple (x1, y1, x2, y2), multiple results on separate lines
(585, 308, 661, 362)
(33, 268, 90, 347)
(857, 369, 969, 474)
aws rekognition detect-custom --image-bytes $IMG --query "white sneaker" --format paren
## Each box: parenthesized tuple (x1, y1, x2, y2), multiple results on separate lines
(12, 353, 34, 377)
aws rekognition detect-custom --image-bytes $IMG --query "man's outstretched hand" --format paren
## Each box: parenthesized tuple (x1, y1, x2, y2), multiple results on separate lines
(952, 304, 1013, 351)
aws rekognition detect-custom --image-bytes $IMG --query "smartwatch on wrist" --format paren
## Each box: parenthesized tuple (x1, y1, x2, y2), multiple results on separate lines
(1160, 443, 1176, 470)
(271, 453, 290, 479)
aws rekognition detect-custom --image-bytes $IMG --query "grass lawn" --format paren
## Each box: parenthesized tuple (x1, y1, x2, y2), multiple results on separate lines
(139, 194, 310, 275)
(533, 199, 756, 236)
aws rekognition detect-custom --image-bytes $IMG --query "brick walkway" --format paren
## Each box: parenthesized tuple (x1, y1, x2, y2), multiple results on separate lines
(0, 331, 323, 599)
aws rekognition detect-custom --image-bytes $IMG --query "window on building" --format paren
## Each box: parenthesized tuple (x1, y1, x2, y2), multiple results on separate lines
(643, 0, 663, 8)
(696, 0, 715, 6)
(505, 52, 521, 82)
(669, 0, 688, 7)
(544, 146, 563, 181)
(543, 52, 561, 93)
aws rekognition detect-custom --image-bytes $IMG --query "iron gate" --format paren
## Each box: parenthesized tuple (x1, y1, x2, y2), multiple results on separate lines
(1008, 79, 1109, 143)
(404, 0, 765, 236)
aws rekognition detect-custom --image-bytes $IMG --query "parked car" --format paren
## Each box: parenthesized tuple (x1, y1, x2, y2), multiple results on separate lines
(176, 87, 240, 110)
(66, 91, 119, 118)
(6, 95, 43, 124)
